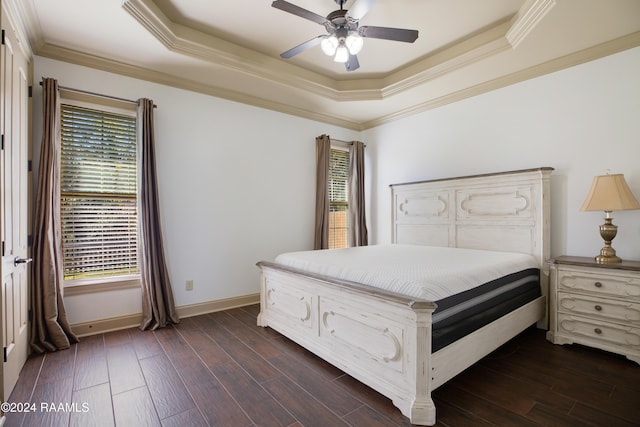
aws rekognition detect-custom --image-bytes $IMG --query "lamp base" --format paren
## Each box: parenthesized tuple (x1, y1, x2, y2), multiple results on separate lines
(594, 216, 622, 264)
(595, 253, 622, 264)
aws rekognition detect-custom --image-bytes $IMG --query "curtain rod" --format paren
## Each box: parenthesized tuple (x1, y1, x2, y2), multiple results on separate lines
(39, 82, 157, 108)
(330, 138, 366, 147)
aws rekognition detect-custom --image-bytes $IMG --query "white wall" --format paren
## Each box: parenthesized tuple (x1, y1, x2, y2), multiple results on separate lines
(33, 57, 360, 324)
(364, 47, 640, 261)
(34, 47, 640, 324)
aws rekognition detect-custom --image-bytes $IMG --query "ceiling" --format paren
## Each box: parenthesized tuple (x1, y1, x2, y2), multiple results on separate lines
(10, 0, 640, 130)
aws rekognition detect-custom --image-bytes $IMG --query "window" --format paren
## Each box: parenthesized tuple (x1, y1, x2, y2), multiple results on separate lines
(60, 102, 139, 284)
(328, 147, 349, 248)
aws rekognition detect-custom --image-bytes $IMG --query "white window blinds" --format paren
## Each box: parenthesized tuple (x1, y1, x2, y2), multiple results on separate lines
(328, 148, 349, 249)
(60, 104, 139, 281)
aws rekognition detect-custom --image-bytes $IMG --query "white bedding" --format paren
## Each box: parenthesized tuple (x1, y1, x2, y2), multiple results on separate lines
(274, 244, 538, 301)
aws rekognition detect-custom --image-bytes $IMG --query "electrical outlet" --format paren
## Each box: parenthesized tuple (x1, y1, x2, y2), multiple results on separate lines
(185, 280, 194, 291)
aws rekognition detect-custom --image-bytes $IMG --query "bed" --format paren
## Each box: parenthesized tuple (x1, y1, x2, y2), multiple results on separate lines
(257, 167, 553, 425)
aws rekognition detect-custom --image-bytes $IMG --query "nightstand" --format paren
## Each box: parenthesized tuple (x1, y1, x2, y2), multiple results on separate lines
(546, 256, 640, 364)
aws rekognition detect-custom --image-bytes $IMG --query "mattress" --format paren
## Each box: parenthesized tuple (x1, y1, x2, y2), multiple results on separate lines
(274, 244, 541, 351)
(275, 244, 538, 300)
(431, 267, 540, 351)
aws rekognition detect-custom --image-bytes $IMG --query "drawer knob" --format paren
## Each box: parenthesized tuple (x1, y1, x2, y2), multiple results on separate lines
(594, 282, 603, 288)
(594, 305, 602, 311)
(594, 328, 602, 334)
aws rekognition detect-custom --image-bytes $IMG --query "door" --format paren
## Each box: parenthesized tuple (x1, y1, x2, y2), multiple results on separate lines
(1, 9, 31, 400)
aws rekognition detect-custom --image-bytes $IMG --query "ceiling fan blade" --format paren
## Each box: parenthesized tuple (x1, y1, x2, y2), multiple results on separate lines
(345, 54, 360, 72)
(359, 26, 419, 43)
(347, 0, 377, 21)
(271, 0, 328, 25)
(280, 35, 325, 59)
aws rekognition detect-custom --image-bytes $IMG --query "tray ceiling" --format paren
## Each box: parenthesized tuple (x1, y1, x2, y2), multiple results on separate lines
(10, 0, 640, 130)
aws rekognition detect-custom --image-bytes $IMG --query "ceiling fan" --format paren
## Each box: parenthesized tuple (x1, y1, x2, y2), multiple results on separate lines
(272, 0, 419, 71)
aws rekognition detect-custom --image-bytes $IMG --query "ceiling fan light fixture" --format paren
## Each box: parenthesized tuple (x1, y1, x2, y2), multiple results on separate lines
(273, 0, 419, 72)
(321, 35, 339, 56)
(345, 31, 363, 55)
(333, 45, 349, 63)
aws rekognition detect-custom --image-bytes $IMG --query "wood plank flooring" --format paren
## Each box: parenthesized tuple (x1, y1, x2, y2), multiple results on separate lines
(5, 304, 639, 426)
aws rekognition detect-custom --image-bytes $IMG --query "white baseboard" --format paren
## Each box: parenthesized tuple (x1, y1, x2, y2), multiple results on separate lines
(177, 293, 260, 319)
(70, 293, 260, 337)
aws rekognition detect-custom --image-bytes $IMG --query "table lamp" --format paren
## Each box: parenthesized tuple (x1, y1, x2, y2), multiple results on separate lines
(580, 173, 640, 263)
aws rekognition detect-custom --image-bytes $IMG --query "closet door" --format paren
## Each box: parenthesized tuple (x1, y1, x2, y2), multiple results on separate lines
(1, 2, 31, 401)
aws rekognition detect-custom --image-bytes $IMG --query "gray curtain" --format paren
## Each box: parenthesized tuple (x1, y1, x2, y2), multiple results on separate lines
(348, 141, 368, 247)
(314, 134, 331, 250)
(137, 98, 179, 330)
(30, 78, 79, 353)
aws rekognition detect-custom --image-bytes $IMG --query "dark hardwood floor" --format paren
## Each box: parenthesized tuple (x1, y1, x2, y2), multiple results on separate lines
(6, 304, 639, 426)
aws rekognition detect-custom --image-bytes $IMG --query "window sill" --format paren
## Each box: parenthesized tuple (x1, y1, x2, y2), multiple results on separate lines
(64, 277, 141, 296)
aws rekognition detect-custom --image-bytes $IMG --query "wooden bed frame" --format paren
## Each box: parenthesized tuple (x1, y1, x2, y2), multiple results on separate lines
(257, 167, 553, 425)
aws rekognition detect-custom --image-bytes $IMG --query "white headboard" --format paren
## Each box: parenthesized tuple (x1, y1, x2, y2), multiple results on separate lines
(390, 167, 553, 268)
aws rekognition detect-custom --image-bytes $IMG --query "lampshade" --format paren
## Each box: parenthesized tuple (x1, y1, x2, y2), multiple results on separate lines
(322, 30, 364, 63)
(321, 36, 339, 56)
(580, 174, 640, 212)
(333, 45, 349, 63)
(345, 32, 363, 55)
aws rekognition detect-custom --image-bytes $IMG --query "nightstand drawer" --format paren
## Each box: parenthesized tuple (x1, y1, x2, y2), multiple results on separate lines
(557, 313, 640, 351)
(557, 269, 640, 300)
(557, 292, 640, 326)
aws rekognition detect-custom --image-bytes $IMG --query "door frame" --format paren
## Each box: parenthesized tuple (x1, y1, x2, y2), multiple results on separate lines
(0, 0, 33, 404)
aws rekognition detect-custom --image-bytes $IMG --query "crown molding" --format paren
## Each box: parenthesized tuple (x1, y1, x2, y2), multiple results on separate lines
(382, 21, 514, 98)
(363, 31, 640, 130)
(21, 0, 638, 131)
(35, 43, 363, 130)
(2, 0, 35, 58)
(507, 0, 556, 48)
(121, 0, 551, 102)
(35, 31, 640, 132)
(122, 0, 354, 100)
